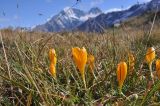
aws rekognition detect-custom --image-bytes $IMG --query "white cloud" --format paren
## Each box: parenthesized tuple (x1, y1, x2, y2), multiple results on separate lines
(90, 0, 104, 7)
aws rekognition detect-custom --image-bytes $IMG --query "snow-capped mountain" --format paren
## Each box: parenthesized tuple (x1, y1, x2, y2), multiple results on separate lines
(33, 7, 102, 32)
(33, 0, 160, 33)
(76, 0, 160, 33)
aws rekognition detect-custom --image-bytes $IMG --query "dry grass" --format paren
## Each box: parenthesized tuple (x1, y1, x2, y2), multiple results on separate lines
(0, 26, 160, 105)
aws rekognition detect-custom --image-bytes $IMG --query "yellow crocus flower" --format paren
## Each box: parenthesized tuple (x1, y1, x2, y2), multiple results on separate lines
(145, 47, 155, 65)
(49, 49, 57, 78)
(117, 62, 127, 94)
(49, 49, 57, 65)
(72, 47, 87, 89)
(50, 63, 56, 78)
(156, 59, 160, 79)
(145, 47, 155, 82)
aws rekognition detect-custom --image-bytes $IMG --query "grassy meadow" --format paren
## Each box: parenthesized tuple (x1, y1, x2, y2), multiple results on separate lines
(0, 23, 160, 106)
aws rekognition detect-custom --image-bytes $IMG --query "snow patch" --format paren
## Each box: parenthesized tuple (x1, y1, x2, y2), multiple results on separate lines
(105, 8, 122, 14)
(63, 7, 71, 12)
(80, 13, 100, 21)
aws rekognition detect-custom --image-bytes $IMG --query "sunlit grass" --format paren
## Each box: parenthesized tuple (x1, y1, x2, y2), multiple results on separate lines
(0, 28, 160, 105)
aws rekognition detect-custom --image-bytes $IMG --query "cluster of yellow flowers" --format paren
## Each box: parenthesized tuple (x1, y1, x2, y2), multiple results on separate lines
(117, 47, 160, 95)
(49, 47, 160, 94)
(49, 47, 95, 89)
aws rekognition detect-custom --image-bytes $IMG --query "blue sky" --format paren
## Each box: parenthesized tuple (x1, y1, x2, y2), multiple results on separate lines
(0, 0, 151, 28)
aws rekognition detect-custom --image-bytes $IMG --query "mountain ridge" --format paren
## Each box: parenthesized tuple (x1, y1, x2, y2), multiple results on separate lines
(33, 0, 160, 33)
(76, 0, 160, 33)
(33, 7, 102, 32)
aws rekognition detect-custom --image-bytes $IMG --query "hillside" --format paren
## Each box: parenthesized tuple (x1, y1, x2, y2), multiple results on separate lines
(123, 11, 160, 28)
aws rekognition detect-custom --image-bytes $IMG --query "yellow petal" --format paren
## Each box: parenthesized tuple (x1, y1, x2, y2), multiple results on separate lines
(117, 62, 127, 90)
(72, 47, 87, 75)
(50, 63, 56, 78)
(72, 47, 87, 89)
(146, 47, 155, 64)
(49, 49, 57, 65)
(156, 59, 160, 79)
(72, 47, 81, 65)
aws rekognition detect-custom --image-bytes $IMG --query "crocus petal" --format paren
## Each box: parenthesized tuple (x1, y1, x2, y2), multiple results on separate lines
(49, 49, 57, 65)
(72, 47, 87, 89)
(146, 47, 155, 64)
(49, 48, 57, 78)
(50, 63, 56, 78)
(117, 62, 127, 92)
(72, 47, 87, 74)
(156, 59, 160, 79)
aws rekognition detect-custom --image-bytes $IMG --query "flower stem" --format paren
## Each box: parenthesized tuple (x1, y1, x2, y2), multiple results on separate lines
(149, 62, 154, 84)
(119, 84, 122, 95)
(81, 73, 87, 90)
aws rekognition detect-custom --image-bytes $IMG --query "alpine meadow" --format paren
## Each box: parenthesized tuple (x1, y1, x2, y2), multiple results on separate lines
(1, 0, 160, 105)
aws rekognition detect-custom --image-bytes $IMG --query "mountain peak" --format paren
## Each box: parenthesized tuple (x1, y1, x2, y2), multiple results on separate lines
(63, 7, 80, 12)
(88, 7, 102, 14)
(33, 7, 101, 32)
(61, 7, 85, 18)
(63, 7, 71, 11)
(33, 0, 160, 33)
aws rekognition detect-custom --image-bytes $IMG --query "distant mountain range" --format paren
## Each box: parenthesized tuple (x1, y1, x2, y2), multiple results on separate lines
(33, 0, 160, 33)
(33, 7, 102, 32)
